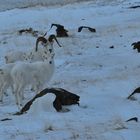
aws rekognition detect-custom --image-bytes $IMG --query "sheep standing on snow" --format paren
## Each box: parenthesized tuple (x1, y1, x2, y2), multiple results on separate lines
(11, 35, 61, 108)
(0, 63, 15, 102)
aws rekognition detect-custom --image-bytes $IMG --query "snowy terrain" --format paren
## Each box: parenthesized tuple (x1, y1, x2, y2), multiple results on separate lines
(0, 0, 92, 12)
(0, 0, 140, 139)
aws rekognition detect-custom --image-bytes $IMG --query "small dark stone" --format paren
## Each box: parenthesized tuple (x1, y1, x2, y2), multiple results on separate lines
(78, 26, 96, 33)
(109, 46, 114, 49)
(1, 118, 12, 121)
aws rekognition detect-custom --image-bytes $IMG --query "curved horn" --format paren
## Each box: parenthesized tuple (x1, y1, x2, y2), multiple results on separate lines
(48, 34, 62, 47)
(35, 36, 48, 52)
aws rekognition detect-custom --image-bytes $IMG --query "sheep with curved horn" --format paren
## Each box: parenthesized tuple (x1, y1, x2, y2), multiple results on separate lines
(11, 43, 55, 108)
(5, 37, 49, 64)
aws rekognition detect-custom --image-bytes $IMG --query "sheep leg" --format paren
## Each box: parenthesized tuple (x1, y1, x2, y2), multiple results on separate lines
(32, 76, 43, 94)
(14, 84, 23, 108)
(3, 83, 10, 97)
(0, 83, 5, 102)
(0, 89, 4, 102)
(11, 84, 15, 95)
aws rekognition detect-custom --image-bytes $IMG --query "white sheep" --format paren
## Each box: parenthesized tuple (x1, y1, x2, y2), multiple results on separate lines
(0, 63, 15, 102)
(5, 51, 27, 64)
(11, 39, 56, 108)
(12, 54, 55, 108)
(4, 36, 49, 63)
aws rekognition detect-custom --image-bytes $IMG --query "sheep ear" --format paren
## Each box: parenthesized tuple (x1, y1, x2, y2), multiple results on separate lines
(48, 34, 62, 47)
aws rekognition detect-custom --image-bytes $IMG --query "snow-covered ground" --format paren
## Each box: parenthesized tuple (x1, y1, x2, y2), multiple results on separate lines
(0, 0, 140, 139)
(0, 0, 93, 12)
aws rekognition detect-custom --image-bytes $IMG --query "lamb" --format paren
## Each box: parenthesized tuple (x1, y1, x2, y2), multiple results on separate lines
(11, 36, 58, 108)
(4, 36, 49, 64)
(5, 51, 27, 64)
(0, 63, 15, 102)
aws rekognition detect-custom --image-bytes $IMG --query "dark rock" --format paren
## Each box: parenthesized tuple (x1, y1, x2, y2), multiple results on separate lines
(78, 26, 96, 33)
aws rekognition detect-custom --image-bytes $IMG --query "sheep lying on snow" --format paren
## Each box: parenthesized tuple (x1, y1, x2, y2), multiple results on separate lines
(5, 48, 49, 63)
(18, 27, 39, 37)
(0, 63, 15, 102)
(4, 36, 51, 63)
(11, 35, 61, 108)
(5, 51, 27, 64)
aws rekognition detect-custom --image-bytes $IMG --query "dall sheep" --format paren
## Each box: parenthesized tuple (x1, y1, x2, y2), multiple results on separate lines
(5, 51, 27, 64)
(4, 36, 50, 63)
(18, 27, 39, 37)
(11, 35, 60, 108)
